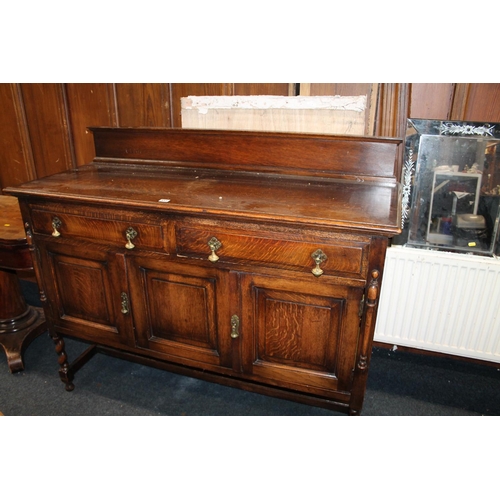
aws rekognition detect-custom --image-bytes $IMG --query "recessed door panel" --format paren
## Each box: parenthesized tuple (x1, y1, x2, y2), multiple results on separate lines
(144, 272, 217, 350)
(128, 256, 233, 368)
(241, 274, 363, 393)
(37, 240, 133, 346)
(256, 289, 341, 373)
(55, 256, 114, 324)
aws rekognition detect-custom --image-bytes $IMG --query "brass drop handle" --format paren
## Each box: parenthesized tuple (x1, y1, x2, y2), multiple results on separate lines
(208, 236, 222, 262)
(121, 292, 130, 315)
(51, 217, 62, 237)
(125, 227, 137, 249)
(231, 315, 240, 339)
(311, 249, 327, 277)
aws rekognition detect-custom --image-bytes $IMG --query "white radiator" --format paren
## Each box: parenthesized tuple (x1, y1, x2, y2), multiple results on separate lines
(375, 246, 500, 363)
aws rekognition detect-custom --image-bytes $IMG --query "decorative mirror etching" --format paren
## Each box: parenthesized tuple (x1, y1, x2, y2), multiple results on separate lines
(401, 148, 415, 228)
(440, 122, 496, 137)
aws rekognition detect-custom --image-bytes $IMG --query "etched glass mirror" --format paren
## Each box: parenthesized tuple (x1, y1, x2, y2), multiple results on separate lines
(402, 119, 500, 256)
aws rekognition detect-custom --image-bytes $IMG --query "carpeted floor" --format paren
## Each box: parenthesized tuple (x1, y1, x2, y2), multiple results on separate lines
(1, 280, 499, 416)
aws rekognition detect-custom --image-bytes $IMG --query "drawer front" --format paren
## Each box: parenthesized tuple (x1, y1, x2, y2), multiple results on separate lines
(30, 209, 164, 251)
(176, 226, 368, 277)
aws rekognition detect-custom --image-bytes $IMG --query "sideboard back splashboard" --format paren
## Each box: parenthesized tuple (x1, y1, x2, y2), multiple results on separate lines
(5, 128, 402, 415)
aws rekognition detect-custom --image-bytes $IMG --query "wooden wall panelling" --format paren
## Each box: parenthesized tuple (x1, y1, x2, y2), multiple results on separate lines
(451, 83, 500, 122)
(375, 83, 410, 139)
(233, 83, 293, 96)
(0, 84, 36, 191)
(114, 84, 171, 128)
(409, 83, 455, 120)
(449, 83, 470, 121)
(301, 83, 374, 97)
(65, 83, 118, 166)
(372, 84, 410, 182)
(19, 83, 75, 180)
(9, 82, 500, 191)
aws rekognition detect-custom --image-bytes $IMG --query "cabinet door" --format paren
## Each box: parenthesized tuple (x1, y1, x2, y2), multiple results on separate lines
(36, 239, 134, 347)
(127, 255, 234, 370)
(240, 273, 364, 396)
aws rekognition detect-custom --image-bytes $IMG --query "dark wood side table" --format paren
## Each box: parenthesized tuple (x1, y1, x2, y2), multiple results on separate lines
(0, 195, 46, 373)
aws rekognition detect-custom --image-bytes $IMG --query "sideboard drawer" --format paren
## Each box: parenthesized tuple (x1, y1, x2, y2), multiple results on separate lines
(30, 209, 164, 251)
(176, 225, 369, 277)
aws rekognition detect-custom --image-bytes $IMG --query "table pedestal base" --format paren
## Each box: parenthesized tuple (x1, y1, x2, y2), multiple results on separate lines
(0, 307, 46, 372)
(0, 269, 46, 373)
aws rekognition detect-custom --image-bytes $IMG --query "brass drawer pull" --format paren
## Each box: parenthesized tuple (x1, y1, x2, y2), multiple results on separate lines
(125, 227, 138, 249)
(121, 292, 130, 314)
(311, 249, 327, 277)
(208, 236, 222, 262)
(230, 315, 240, 339)
(51, 217, 62, 237)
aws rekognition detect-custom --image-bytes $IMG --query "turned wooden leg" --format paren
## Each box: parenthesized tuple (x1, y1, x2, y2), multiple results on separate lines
(50, 331, 75, 391)
(0, 269, 47, 373)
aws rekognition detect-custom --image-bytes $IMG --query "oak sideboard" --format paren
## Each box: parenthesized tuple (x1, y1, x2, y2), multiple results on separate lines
(5, 127, 402, 415)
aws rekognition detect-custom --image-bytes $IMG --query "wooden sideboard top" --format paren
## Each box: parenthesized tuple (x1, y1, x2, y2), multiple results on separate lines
(5, 128, 402, 236)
